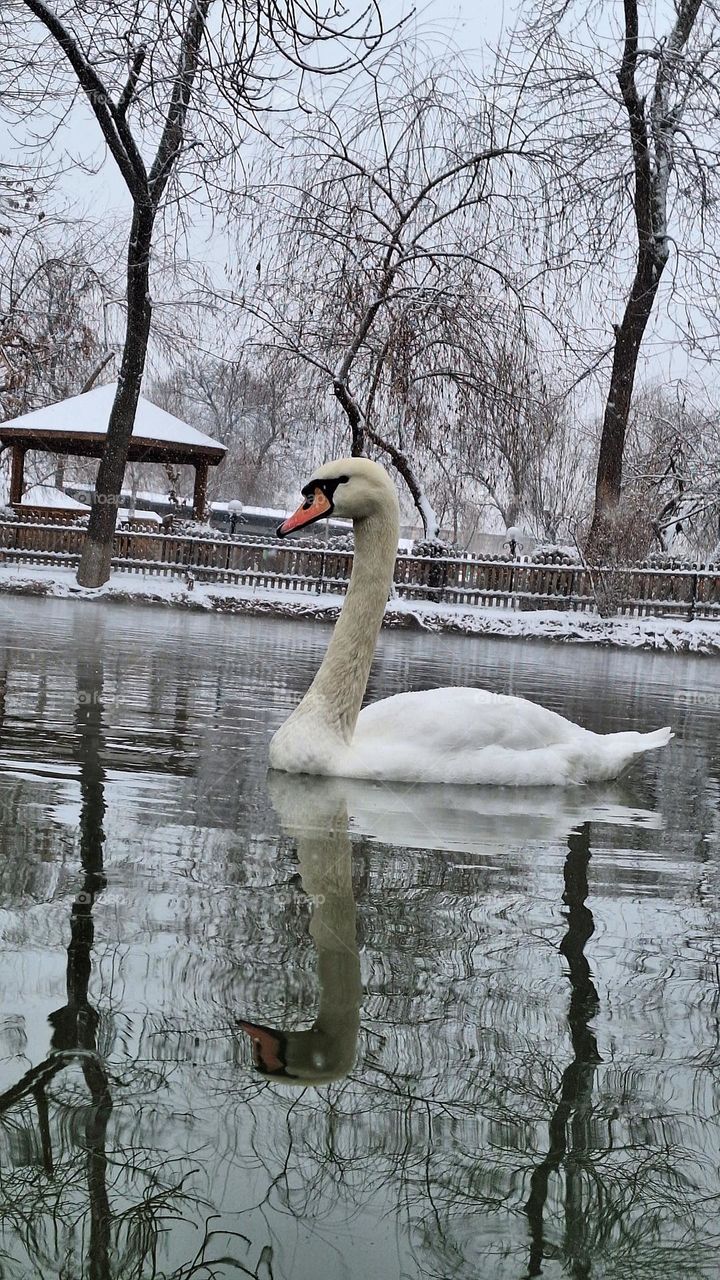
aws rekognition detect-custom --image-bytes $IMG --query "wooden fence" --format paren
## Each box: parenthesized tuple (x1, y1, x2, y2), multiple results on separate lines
(1, 518, 719, 619)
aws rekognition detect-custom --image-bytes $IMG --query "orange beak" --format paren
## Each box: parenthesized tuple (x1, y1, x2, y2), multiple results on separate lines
(277, 488, 331, 537)
(238, 1020, 287, 1074)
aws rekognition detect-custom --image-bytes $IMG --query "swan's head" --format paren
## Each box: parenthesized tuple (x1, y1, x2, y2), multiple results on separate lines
(276, 456, 398, 537)
(238, 1018, 355, 1085)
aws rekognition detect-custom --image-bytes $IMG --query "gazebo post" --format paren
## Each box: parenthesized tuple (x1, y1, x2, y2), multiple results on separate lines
(193, 460, 209, 522)
(9, 445, 26, 505)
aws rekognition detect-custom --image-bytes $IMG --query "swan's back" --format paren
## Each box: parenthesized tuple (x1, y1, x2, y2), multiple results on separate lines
(357, 687, 583, 750)
(343, 687, 671, 786)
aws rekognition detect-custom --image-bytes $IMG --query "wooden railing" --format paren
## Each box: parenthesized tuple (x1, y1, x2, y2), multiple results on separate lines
(1, 519, 719, 619)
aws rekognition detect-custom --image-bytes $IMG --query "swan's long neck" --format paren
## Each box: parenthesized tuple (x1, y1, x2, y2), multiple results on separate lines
(292, 499, 399, 742)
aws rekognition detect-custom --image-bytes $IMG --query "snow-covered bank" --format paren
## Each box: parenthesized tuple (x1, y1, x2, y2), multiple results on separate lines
(1, 562, 719, 653)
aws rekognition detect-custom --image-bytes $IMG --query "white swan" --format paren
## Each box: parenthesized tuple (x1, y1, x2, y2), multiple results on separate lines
(269, 458, 672, 785)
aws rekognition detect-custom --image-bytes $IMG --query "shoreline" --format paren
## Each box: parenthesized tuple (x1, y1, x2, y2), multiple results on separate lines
(1, 563, 719, 654)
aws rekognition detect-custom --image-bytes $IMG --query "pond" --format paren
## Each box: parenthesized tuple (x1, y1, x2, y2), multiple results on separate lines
(0, 596, 718, 1280)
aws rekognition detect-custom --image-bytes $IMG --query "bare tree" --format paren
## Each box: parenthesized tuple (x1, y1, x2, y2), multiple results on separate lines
(507, 0, 720, 559)
(0, 228, 113, 422)
(587, 0, 707, 556)
(10, 0, 216, 583)
(0, 213, 121, 503)
(625, 381, 720, 557)
(151, 350, 320, 505)
(411, 323, 588, 547)
(244, 49, 551, 536)
(7, 0, 388, 585)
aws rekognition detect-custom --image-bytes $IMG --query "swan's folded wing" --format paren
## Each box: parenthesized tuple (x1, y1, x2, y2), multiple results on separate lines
(354, 686, 588, 754)
(327, 688, 668, 786)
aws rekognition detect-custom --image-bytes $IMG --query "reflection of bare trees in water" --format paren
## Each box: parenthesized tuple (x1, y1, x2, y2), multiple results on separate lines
(525, 822, 600, 1278)
(520, 822, 720, 1280)
(2, 635, 719, 1280)
(228, 790, 720, 1280)
(55, 658, 113, 1280)
(0, 658, 237, 1280)
(2, 753, 702, 1280)
(0, 657, 113, 1277)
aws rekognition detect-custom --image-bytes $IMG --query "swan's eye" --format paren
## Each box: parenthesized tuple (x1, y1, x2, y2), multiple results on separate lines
(302, 476, 348, 500)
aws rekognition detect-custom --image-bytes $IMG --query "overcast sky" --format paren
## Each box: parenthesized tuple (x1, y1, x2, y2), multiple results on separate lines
(7, 0, 707, 400)
(25, 0, 509, 223)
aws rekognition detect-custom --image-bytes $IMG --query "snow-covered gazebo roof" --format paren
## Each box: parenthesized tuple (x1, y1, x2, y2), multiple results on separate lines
(0, 382, 225, 463)
(1, 382, 226, 519)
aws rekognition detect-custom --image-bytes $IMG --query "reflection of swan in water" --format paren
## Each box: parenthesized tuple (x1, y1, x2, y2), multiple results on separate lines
(238, 774, 362, 1086)
(239, 775, 661, 1085)
(302, 776, 661, 858)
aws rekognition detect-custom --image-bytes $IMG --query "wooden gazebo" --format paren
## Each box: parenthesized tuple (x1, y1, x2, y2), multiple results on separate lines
(0, 382, 226, 520)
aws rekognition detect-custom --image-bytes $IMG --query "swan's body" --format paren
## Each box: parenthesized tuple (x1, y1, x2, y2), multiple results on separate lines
(269, 458, 672, 786)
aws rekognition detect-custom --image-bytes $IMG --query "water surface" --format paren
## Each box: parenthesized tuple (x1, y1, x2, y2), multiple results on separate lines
(0, 597, 718, 1279)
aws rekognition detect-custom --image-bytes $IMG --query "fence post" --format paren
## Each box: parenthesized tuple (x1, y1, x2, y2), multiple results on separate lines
(317, 548, 326, 595)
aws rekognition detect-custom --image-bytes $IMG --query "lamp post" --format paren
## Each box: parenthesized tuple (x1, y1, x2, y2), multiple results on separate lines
(225, 500, 244, 578)
(504, 525, 525, 560)
(504, 524, 526, 605)
(228, 499, 243, 537)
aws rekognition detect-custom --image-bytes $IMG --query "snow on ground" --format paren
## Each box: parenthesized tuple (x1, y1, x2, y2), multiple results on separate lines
(20, 485, 90, 510)
(1, 560, 719, 653)
(119, 509, 163, 525)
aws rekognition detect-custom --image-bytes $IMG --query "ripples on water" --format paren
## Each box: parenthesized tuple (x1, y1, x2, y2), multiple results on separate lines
(0, 597, 718, 1279)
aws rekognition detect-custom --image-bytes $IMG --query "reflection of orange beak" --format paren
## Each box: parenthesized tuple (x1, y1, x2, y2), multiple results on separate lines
(277, 488, 331, 537)
(238, 1020, 287, 1074)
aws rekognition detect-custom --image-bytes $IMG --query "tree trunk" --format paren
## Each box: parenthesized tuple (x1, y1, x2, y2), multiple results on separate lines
(77, 203, 154, 587)
(365, 423, 440, 539)
(585, 251, 665, 561)
(333, 378, 364, 456)
(585, 0, 701, 562)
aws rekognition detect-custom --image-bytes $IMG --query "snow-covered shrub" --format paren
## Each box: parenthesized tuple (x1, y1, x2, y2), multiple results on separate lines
(0, 504, 18, 521)
(327, 533, 354, 553)
(530, 544, 580, 566)
(644, 549, 695, 569)
(411, 536, 459, 558)
(164, 518, 231, 540)
(280, 533, 351, 551)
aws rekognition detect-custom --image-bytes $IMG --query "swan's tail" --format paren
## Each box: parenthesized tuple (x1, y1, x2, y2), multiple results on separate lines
(634, 726, 674, 752)
(593, 725, 673, 780)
